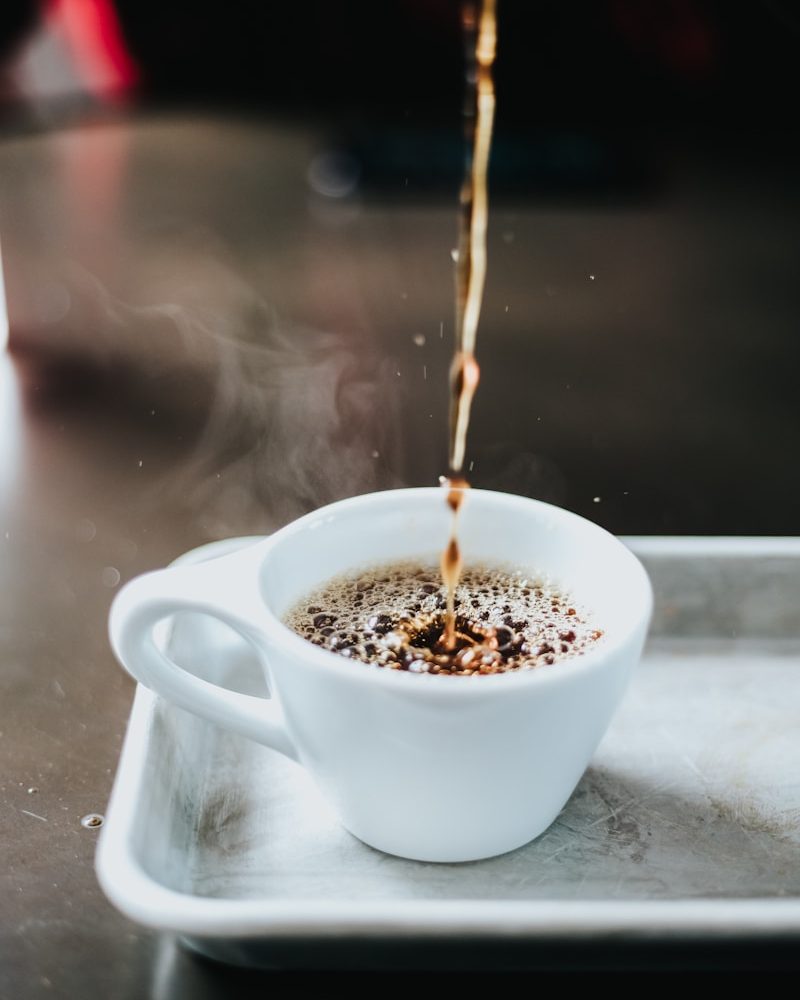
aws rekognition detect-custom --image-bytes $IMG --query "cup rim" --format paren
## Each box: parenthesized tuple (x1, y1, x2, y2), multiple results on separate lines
(251, 487, 653, 696)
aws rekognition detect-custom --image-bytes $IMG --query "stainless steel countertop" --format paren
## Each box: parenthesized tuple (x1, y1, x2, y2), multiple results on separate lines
(2, 115, 799, 992)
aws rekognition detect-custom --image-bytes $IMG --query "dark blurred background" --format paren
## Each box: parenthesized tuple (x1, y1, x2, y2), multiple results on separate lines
(3, 3, 800, 993)
(2, 0, 800, 547)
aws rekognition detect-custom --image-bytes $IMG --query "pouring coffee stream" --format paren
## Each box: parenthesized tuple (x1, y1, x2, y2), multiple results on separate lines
(441, 0, 497, 650)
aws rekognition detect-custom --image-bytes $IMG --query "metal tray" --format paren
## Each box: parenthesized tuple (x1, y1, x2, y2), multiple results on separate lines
(96, 536, 800, 968)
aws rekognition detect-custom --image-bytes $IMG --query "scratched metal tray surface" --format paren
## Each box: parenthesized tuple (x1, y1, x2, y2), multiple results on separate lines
(96, 536, 800, 968)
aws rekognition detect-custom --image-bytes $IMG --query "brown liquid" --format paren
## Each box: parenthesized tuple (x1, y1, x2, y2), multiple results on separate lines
(284, 561, 603, 676)
(441, 0, 498, 647)
(441, 474, 468, 648)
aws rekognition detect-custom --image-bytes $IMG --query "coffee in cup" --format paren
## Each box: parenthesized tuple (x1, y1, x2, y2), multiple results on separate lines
(284, 561, 603, 675)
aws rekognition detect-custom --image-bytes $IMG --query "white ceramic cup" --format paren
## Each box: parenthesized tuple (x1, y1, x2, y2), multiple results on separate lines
(109, 488, 652, 863)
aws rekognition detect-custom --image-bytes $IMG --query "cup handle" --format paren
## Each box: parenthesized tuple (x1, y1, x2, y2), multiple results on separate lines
(108, 549, 299, 762)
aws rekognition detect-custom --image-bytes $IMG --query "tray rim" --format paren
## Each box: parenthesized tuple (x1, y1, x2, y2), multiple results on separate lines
(96, 535, 800, 941)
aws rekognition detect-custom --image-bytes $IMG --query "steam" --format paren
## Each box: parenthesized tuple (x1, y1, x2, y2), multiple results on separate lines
(23, 244, 565, 542)
(182, 312, 405, 535)
(56, 254, 405, 537)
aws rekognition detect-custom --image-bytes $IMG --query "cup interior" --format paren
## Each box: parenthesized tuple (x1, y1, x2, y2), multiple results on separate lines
(259, 488, 651, 643)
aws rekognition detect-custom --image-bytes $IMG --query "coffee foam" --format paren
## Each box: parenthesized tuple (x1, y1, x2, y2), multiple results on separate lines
(284, 561, 602, 676)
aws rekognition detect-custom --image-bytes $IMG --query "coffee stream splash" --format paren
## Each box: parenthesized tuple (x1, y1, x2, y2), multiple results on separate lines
(441, 0, 497, 649)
